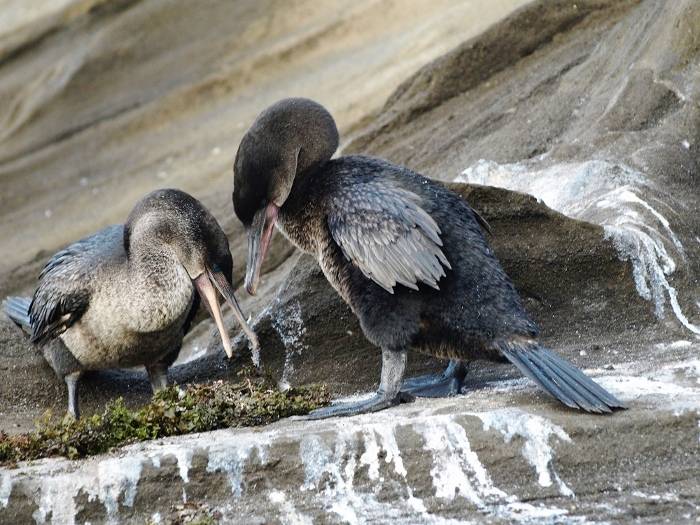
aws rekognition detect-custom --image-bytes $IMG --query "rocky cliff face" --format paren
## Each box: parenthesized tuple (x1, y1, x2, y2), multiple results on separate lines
(0, 0, 528, 281)
(1, 0, 699, 523)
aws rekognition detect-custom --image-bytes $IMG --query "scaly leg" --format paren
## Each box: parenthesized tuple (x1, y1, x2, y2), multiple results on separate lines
(402, 360, 469, 397)
(146, 362, 169, 393)
(307, 347, 414, 419)
(65, 371, 82, 420)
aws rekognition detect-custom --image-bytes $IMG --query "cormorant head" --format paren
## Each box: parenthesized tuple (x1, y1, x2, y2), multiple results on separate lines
(233, 98, 339, 295)
(125, 189, 258, 357)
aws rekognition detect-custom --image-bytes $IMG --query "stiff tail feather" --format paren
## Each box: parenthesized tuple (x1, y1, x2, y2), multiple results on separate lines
(3, 296, 32, 332)
(498, 340, 625, 413)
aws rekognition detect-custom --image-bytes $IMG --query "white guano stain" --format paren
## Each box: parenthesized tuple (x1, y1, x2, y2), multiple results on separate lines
(477, 409, 574, 497)
(29, 455, 143, 525)
(656, 340, 693, 350)
(231, 303, 273, 368)
(299, 434, 332, 492)
(596, 360, 700, 428)
(96, 456, 144, 522)
(7, 360, 696, 523)
(358, 424, 428, 515)
(417, 417, 506, 506)
(500, 501, 571, 522)
(0, 473, 11, 508)
(359, 429, 382, 481)
(206, 433, 270, 498)
(148, 444, 194, 488)
(149, 453, 161, 469)
(174, 447, 193, 484)
(296, 412, 580, 523)
(272, 300, 308, 390)
(654, 359, 700, 391)
(158, 445, 194, 502)
(5, 407, 576, 523)
(268, 489, 313, 525)
(457, 159, 700, 335)
(32, 472, 91, 525)
(5, 429, 275, 524)
(299, 423, 432, 523)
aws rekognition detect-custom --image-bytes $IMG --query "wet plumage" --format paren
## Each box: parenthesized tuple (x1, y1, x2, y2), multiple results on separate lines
(233, 98, 625, 418)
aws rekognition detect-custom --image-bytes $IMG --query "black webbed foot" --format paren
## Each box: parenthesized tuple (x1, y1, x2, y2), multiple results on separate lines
(306, 391, 414, 419)
(402, 360, 468, 398)
(305, 346, 412, 419)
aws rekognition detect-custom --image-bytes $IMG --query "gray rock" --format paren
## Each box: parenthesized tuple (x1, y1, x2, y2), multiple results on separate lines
(1, 353, 698, 523)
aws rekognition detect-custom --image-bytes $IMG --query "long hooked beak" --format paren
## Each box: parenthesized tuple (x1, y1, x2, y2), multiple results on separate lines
(245, 202, 279, 296)
(194, 268, 259, 359)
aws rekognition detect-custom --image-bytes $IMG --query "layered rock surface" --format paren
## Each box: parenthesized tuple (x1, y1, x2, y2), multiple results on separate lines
(1, 0, 699, 523)
(1, 354, 698, 524)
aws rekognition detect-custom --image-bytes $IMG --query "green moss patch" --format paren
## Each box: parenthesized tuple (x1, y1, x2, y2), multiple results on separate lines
(0, 371, 329, 465)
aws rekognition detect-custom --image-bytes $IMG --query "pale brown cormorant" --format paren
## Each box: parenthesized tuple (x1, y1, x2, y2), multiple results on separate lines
(4, 189, 258, 418)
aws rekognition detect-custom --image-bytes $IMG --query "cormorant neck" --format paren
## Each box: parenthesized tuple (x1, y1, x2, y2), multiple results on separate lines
(128, 244, 187, 288)
(125, 247, 194, 332)
(282, 159, 328, 211)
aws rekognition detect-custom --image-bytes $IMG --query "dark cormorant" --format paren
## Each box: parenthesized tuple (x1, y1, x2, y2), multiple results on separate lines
(4, 189, 258, 419)
(232, 98, 624, 418)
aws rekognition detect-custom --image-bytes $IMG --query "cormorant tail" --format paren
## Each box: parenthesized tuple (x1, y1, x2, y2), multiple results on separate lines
(4, 296, 32, 333)
(497, 338, 626, 413)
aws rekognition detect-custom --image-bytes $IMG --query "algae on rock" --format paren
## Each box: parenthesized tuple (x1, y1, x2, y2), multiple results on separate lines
(0, 372, 329, 465)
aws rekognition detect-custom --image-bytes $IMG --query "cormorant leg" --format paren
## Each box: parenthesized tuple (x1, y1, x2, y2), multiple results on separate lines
(146, 362, 169, 393)
(65, 371, 82, 420)
(306, 347, 414, 419)
(402, 360, 469, 398)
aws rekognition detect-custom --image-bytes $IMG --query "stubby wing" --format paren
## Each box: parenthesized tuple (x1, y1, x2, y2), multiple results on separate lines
(29, 226, 122, 344)
(30, 245, 92, 344)
(328, 181, 451, 293)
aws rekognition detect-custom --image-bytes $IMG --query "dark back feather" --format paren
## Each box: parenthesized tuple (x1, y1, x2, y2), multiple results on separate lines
(327, 179, 450, 294)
